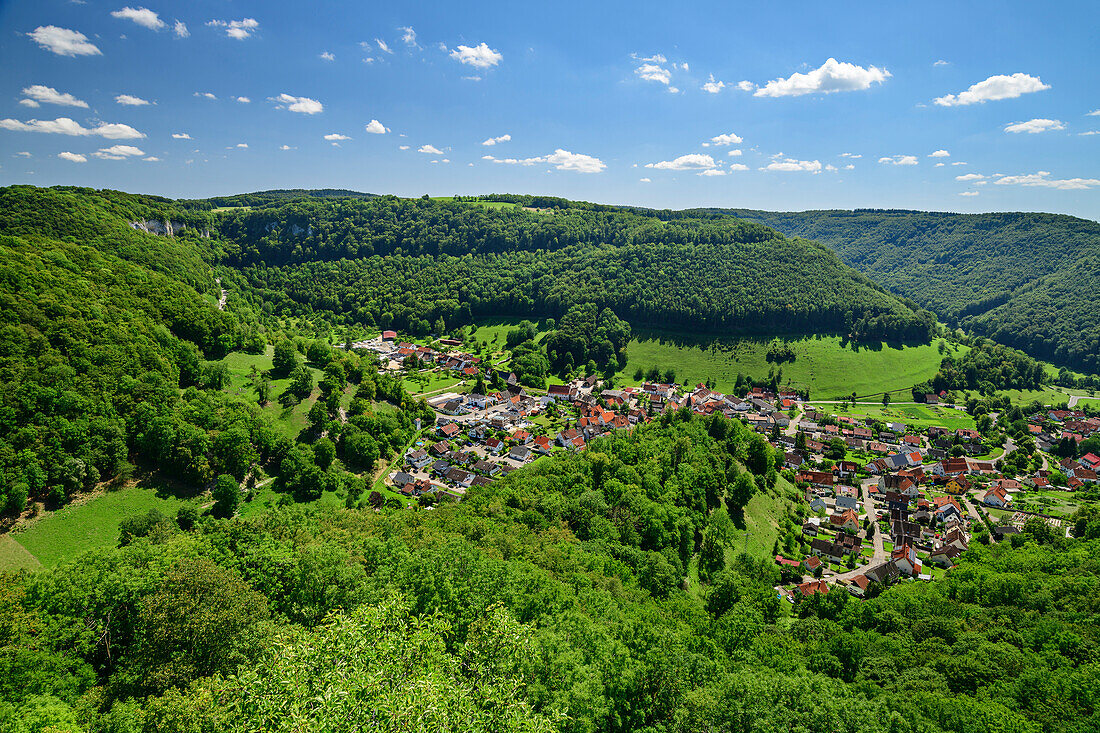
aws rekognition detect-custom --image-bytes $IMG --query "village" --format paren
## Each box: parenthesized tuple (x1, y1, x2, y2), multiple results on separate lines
(354, 331, 1100, 602)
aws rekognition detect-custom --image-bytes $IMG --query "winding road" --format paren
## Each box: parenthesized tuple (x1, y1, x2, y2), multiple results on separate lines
(828, 478, 887, 583)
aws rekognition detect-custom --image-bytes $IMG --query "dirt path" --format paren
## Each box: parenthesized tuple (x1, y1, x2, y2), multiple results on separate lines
(215, 277, 228, 311)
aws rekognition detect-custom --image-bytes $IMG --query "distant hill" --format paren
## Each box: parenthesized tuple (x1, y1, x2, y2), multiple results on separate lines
(179, 188, 379, 210)
(211, 195, 936, 341)
(717, 208, 1100, 374)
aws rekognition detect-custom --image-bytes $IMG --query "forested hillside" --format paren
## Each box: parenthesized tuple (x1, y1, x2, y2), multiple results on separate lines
(216, 196, 936, 341)
(723, 209, 1100, 373)
(3, 415, 1098, 733)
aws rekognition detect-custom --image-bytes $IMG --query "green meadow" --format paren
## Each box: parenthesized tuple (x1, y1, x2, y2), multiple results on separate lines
(823, 402, 977, 430)
(615, 331, 952, 399)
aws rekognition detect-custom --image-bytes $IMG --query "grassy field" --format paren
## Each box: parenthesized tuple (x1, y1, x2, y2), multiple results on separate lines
(429, 197, 519, 211)
(222, 346, 325, 440)
(402, 371, 465, 396)
(727, 479, 797, 562)
(615, 331, 952, 399)
(7, 482, 200, 570)
(822, 402, 977, 430)
(469, 317, 553, 351)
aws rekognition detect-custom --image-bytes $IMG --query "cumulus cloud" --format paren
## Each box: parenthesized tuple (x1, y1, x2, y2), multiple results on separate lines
(235, 143, 248, 148)
(839, 152, 861, 158)
(111, 7, 164, 30)
(993, 171, 1100, 190)
(702, 75, 724, 93)
(728, 149, 742, 156)
(635, 62, 671, 85)
(482, 134, 511, 146)
(0, 116, 144, 139)
(934, 73, 1049, 106)
(644, 153, 717, 171)
(729, 163, 749, 171)
(174, 20, 189, 38)
(273, 93, 323, 114)
(171, 132, 191, 139)
(207, 18, 259, 40)
(450, 43, 502, 69)
(419, 144, 444, 154)
(363, 119, 388, 135)
(761, 158, 822, 172)
(143, 156, 159, 161)
(1087, 109, 1100, 116)
(195, 92, 216, 100)
(398, 145, 410, 150)
(709, 132, 743, 146)
(21, 85, 88, 108)
(58, 151, 86, 162)
(324, 133, 351, 141)
(736, 80, 755, 92)
(955, 173, 985, 181)
(1003, 118, 1065, 134)
(237, 96, 251, 103)
(93, 144, 144, 159)
(879, 154, 918, 166)
(320, 51, 335, 61)
(27, 26, 102, 56)
(484, 149, 605, 173)
(116, 94, 151, 106)
(934, 60, 950, 66)
(280, 145, 293, 150)
(958, 191, 979, 196)
(698, 169, 726, 176)
(754, 58, 889, 97)
(400, 27, 416, 46)
(929, 149, 950, 157)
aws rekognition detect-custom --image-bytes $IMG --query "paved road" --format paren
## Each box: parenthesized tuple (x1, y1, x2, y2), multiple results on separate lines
(827, 478, 886, 583)
(1068, 394, 1080, 408)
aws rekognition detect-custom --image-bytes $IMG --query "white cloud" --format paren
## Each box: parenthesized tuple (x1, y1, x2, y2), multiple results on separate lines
(728, 163, 749, 171)
(207, 18, 259, 40)
(709, 132, 743, 146)
(174, 20, 189, 38)
(172, 132, 191, 139)
(728, 149, 742, 156)
(761, 158, 822, 172)
(879, 155, 918, 166)
(933, 60, 949, 66)
(1080, 131, 1099, 136)
(115, 94, 151, 106)
(273, 94, 323, 114)
(843, 164, 854, 170)
(698, 169, 726, 176)
(929, 149, 950, 157)
(635, 63, 671, 85)
(952, 161, 968, 166)
(754, 58, 890, 97)
(324, 133, 351, 141)
(668, 86, 679, 94)
(482, 134, 511, 146)
(419, 144, 444, 154)
(462, 75, 481, 81)
(398, 145, 409, 150)
(955, 173, 985, 181)
(363, 120, 388, 134)
(450, 43, 502, 69)
(1086, 109, 1100, 116)
(839, 152, 861, 158)
(195, 92, 216, 100)
(825, 164, 837, 171)
(320, 51, 335, 61)
(935, 162, 945, 167)
(736, 80, 755, 92)
(399, 27, 416, 46)
(958, 191, 979, 196)
(27, 26, 102, 56)
(280, 145, 293, 150)
(993, 171, 1100, 190)
(637, 53, 666, 63)
(57, 151, 86, 162)
(1004, 118, 1065, 134)
(237, 96, 251, 103)
(545, 149, 605, 173)
(235, 143, 248, 148)
(375, 38, 392, 54)
(111, 7, 164, 30)
(21, 85, 88, 108)
(19, 100, 39, 108)
(934, 73, 1049, 106)
(639, 177, 651, 182)
(702, 75, 725, 93)
(93, 144, 144, 159)
(645, 153, 717, 170)
(143, 156, 159, 161)
(0, 117, 144, 139)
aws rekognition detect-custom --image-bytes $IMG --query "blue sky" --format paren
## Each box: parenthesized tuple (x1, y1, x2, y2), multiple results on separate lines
(1, 0, 1097, 218)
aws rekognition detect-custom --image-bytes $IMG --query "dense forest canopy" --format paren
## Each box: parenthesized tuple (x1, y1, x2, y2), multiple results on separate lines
(213, 195, 936, 341)
(2, 415, 1098, 732)
(723, 208, 1100, 373)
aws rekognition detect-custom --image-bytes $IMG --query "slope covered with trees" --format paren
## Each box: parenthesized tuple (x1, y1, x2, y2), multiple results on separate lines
(2, 414, 1098, 733)
(216, 196, 936, 341)
(723, 208, 1100, 373)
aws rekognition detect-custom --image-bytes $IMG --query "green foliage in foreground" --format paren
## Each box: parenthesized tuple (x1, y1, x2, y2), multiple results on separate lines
(0, 417, 1097, 733)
